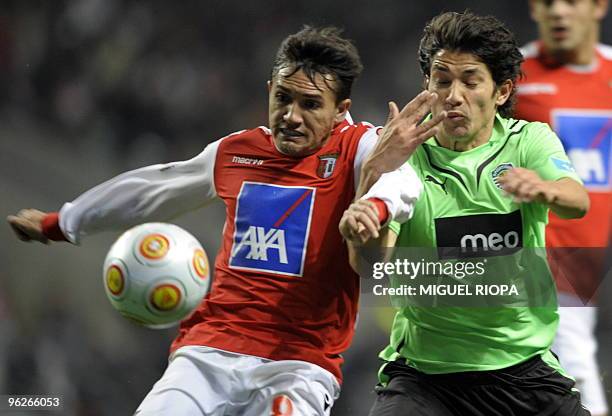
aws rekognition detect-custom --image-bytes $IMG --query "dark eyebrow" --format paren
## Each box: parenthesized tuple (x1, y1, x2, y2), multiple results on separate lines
(276, 85, 324, 100)
(432, 63, 449, 72)
(431, 65, 483, 76)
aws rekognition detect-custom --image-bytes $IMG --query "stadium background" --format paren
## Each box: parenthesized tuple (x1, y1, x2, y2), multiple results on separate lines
(0, 1, 610, 414)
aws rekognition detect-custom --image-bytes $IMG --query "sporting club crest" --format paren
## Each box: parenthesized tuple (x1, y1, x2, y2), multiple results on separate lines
(491, 163, 514, 189)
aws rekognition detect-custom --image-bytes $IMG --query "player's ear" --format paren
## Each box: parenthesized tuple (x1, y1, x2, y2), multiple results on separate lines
(594, 0, 609, 20)
(528, 0, 538, 21)
(495, 79, 513, 107)
(423, 76, 431, 90)
(267, 80, 272, 93)
(334, 99, 352, 124)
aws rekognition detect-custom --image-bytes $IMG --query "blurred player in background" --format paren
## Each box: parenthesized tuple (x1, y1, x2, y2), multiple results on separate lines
(341, 11, 591, 415)
(515, 1, 611, 414)
(7, 26, 442, 415)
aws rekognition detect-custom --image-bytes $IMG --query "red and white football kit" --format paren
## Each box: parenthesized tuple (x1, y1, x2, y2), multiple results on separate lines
(515, 41, 612, 415)
(49, 118, 421, 415)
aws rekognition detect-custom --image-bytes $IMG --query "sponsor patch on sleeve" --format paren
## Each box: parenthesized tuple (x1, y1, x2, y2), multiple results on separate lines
(550, 157, 576, 173)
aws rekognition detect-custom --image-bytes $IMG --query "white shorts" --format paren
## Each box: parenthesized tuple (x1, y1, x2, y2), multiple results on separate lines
(553, 297, 608, 415)
(134, 346, 340, 416)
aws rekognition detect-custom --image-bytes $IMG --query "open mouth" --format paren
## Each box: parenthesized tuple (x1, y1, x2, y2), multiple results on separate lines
(551, 26, 569, 41)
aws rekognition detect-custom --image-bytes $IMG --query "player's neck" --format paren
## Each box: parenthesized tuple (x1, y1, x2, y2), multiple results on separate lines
(542, 34, 599, 66)
(437, 117, 495, 152)
(437, 129, 490, 152)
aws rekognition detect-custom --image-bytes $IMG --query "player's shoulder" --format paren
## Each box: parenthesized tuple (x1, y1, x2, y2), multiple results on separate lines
(335, 119, 377, 137)
(510, 117, 551, 133)
(520, 41, 540, 60)
(330, 119, 378, 154)
(212, 126, 270, 150)
(219, 126, 270, 142)
(503, 116, 556, 147)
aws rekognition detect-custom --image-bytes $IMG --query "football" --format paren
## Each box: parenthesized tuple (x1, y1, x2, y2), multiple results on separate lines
(102, 223, 211, 328)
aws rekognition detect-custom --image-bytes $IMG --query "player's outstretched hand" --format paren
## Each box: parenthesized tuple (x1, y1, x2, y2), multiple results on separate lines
(366, 91, 447, 174)
(7, 209, 49, 244)
(339, 200, 381, 245)
(497, 168, 555, 204)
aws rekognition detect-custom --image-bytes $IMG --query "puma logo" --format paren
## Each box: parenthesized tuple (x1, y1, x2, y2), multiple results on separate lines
(425, 175, 447, 194)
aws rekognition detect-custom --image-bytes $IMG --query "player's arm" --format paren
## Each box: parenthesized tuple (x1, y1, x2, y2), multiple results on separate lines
(356, 91, 446, 197)
(341, 199, 400, 272)
(7, 140, 221, 245)
(347, 90, 444, 241)
(497, 170, 588, 219)
(497, 123, 589, 219)
(341, 163, 421, 271)
(347, 225, 399, 272)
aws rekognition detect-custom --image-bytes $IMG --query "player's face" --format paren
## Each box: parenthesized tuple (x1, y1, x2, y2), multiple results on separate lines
(426, 50, 510, 147)
(268, 67, 351, 158)
(530, 0, 608, 56)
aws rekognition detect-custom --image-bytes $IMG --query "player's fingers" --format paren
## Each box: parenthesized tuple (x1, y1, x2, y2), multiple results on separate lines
(417, 110, 446, 132)
(498, 173, 519, 193)
(398, 90, 432, 118)
(352, 200, 381, 230)
(340, 213, 359, 241)
(356, 212, 380, 240)
(405, 92, 439, 125)
(514, 182, 537, 203)
(413, 111, 447, 143)
(9, 215, 49, 244)
(361, 202, 382, 229)
(25, 208, 43, 218)
(346, 214, 361, 236)
(386, 102, 400, 125)
(354, 223, 375, 244)
(354, 223, 369, 244)
(7, 216, 33, 241)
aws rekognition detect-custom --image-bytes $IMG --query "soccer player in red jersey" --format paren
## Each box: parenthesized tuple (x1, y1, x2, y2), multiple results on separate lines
(515, 1, 611, 414)
(7, 26, 443, 415)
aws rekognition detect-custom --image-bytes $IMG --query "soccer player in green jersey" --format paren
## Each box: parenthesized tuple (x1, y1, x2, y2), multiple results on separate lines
(340, 11, 591, 416)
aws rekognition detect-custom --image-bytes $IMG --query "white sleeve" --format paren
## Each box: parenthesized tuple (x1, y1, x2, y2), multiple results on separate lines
(59, 139, 221, 244)
(352, 126, 379, 190)
(361, 162, 422, 224)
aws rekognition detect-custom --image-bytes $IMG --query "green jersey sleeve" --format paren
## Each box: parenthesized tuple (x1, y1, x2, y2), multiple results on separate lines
(521, 122, 582, 184)
(388, 220, 401, 235)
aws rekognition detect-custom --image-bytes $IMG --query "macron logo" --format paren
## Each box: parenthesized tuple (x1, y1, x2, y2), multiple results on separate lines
(232, 156, 264, 166)
(460, 231, 520, 253)
(232, 226, 288, 264)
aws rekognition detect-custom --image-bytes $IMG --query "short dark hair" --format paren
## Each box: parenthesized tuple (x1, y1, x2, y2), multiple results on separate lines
(418, 11, 523, 117)
(271, 26, 363, 103)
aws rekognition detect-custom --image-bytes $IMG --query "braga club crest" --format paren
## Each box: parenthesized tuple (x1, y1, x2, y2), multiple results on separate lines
(317, 153, 339, 179)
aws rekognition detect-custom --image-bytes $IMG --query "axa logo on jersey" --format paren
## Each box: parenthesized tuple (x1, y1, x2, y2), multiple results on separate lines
(435, 211, 523, 259)
(553, 111, 611, 190)
(233, 226, 288, 263)
(229, 182, 315, 276)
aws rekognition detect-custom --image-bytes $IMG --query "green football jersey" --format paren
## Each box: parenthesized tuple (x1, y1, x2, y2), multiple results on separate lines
(380, 114, 581, 378)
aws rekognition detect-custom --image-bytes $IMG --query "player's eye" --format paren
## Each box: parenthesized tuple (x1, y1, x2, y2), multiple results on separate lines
(275, 92, 291, 104)
(303, 99, 321, 110)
